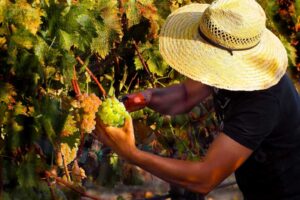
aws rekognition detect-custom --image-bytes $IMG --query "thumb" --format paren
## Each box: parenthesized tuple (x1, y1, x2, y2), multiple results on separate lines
(123, 115, 133, 133)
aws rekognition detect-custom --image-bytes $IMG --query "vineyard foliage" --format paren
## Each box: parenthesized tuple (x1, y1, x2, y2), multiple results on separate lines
(0, 0, 299, 199)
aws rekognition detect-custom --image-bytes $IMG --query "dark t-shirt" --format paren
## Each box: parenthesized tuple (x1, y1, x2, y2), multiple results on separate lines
(213, 74, 300, 200)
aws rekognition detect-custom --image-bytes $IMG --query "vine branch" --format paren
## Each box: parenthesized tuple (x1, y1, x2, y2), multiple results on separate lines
(72, 65, 81, 97)
(133, 41, 155, 88)
(76, 56, 107, 97)
(61, 153, 71, 182)
(45, 171, 101, 200)
(46, 178, 58, 200)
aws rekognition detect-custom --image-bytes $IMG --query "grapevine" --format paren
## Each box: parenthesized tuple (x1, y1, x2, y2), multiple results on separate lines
(0, 0, 298, 199)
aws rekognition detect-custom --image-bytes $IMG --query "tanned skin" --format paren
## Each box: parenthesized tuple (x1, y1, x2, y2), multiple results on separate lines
(95, 79, 253, 194)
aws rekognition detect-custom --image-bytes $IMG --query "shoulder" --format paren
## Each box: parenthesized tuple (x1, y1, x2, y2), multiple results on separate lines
(215, 87, 280, 116)
(218, 89, 281, 150)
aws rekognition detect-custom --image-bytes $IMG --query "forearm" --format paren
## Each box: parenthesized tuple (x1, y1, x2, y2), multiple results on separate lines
(144, 80, 212, 115)
(128, 149, 213, 194)
(145, 84, 189, 115)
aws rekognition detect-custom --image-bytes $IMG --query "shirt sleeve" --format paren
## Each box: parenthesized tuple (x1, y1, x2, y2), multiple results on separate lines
(222, 92, 280, 150)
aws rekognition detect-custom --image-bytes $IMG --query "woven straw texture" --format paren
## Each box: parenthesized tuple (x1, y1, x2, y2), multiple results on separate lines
(159, 2, 288, 91)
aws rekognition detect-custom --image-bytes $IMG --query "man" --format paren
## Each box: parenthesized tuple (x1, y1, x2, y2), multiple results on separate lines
(95, 0, 300, 199)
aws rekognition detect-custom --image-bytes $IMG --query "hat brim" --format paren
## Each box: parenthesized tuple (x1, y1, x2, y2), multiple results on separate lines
(159, 3, 288, 91)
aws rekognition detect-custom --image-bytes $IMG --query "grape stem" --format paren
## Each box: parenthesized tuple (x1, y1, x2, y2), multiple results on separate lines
(44, 171, 102, 200)
(132, 41, 155, 88)
(46, 178, 58, 200)
(76, 56, 107, 97)
(61, 152, 71, 182)
(127, 72, 138, 93)
(72, 65, 81, 97)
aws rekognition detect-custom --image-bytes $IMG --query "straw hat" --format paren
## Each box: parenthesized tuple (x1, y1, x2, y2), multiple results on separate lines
(159, 0, 288, 91)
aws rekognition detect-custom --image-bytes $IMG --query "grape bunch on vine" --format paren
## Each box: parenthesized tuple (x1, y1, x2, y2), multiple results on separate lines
(0, 0, 298, 199)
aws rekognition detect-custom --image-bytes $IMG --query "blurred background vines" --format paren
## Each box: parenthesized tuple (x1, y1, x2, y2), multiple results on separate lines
(0, 0, 299, 199)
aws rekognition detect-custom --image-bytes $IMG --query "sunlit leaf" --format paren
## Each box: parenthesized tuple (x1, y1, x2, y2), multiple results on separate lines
(6, 0, 43, 35)
(280, 35, 297, 67)
(10, 29, 36, 50)
(0, 0, 10, 23)
(134, 55, 144, 71)
(91, 24, 111, 58)
(0, 82, 17, 110)
(125, 0, 141, 28)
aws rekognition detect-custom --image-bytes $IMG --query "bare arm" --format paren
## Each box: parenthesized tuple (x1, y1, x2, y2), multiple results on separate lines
(95, 118, 252, 194)
(145, 79, 213, 115)
(128, 133, 251, 194)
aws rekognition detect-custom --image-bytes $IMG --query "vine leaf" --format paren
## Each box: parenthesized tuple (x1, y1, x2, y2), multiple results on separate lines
(125, 0, 141, 28)
(59, 30, 74, 51)
(293, 0, 300, 23)
(10, 29, 36, 50)
(0, 82, 17, 105)
(98, 0, 122, 35)
(35, 37, 61, 66)
(6, 0, 43, 35)
(280, 36, 297, 66)
(62, 52, 77, 85)
(0, 0, 10, 23)
(37, 97, 67, 141)
(76, 14, 96, 34)
(147, 57, 168, 77)
(137, 0, 160, 38)
(16, 153, 43, 188)
(134, 42, 169, 76)
(91, 25, 111, 58)
(134, 55, 144, 71)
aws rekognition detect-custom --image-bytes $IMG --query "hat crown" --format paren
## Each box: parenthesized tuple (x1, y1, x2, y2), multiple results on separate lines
(199, 0, 266, 49)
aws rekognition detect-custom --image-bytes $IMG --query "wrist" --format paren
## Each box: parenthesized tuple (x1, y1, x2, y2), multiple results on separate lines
(140, 89, 152, 106)
(126, 147, 142, 165)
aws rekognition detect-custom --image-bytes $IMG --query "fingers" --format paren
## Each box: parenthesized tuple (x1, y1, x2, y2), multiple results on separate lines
(94, 124, 110, 144)
(96, 117, 108, 130)
(96, 115, 131, 137)
(96, 120, 121, 137)
(97, 130, 111, 146)
(95, 121, 107, 135)
(96, 117, 116, 133)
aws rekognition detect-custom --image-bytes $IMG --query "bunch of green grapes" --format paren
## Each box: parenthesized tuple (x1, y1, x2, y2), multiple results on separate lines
(79, 93, 102, 133)
(97, 97, 129, 127)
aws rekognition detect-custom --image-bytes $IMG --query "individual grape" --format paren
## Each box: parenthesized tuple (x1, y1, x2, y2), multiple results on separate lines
(79, 93, 102, 133)
(97, 97, 129, 127)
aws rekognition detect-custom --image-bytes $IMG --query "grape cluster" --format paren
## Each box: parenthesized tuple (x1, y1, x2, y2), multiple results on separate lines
(56, 143, 78, 167)
(97, 97, 129, 127)
(72, 160, 87, 183)
(79, 93, 102, 133)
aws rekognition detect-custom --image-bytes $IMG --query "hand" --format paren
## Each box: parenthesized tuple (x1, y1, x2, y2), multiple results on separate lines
(94, 115, 137, 160)
(121, 91, 151, 112)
